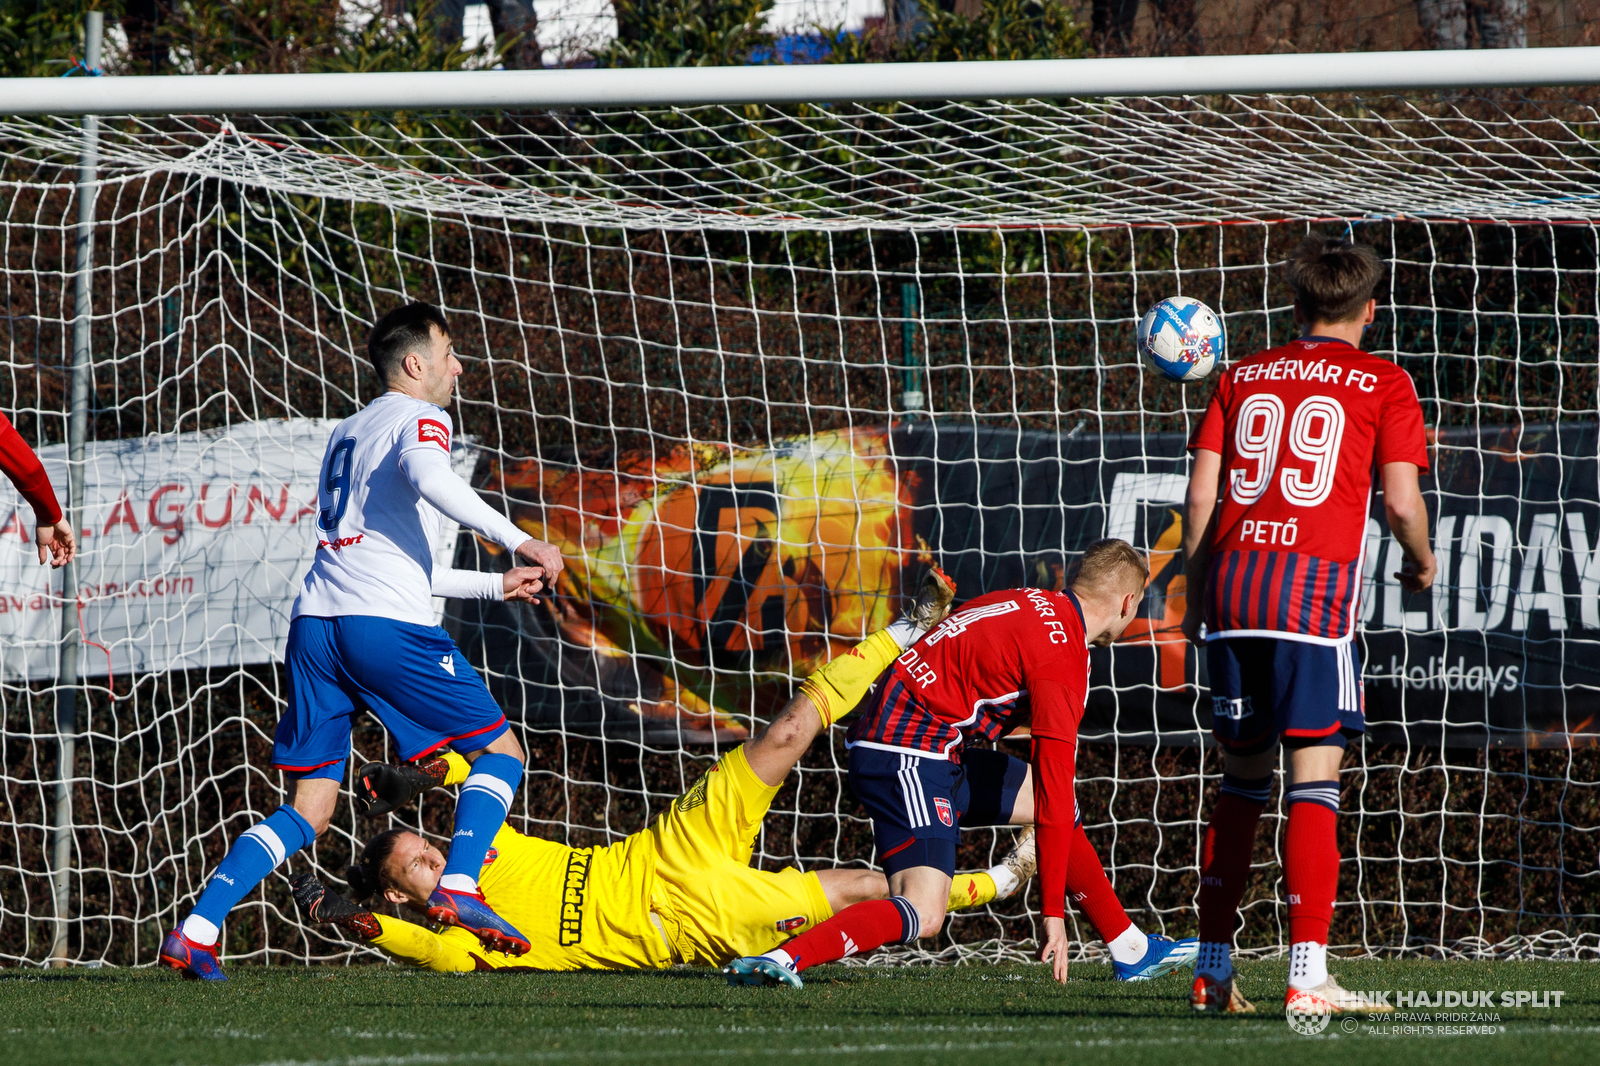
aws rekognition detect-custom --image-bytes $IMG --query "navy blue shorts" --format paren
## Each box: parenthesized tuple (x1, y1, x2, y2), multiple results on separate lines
(847, 745, 1028, 877)
(1207, 636, 1364, 756)
(274, 615, 509, 778)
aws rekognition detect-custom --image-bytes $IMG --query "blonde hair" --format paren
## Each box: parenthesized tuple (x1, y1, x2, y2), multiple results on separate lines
(1070, 538, 1149, 598)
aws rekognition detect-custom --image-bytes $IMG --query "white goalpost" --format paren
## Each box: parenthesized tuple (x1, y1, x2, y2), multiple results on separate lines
(3, 46, 1600, 969)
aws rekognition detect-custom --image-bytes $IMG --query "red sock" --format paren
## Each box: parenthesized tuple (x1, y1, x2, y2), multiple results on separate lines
(1285, 788, 1339, 944)
(1198, 789, 1267, 944)
(781, 897, 917, 972)
(1065, 821, 1133, 941)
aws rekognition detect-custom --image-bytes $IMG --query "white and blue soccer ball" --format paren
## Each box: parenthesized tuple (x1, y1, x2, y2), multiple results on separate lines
(1138, 296, 1224, 383)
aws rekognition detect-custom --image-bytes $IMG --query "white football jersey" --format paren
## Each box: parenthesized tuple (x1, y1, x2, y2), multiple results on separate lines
(292, 393, 515, 626)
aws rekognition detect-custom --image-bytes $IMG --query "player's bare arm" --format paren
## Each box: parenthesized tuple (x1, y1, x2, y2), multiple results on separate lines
(1181, 448, 1222, 646)
(1380, 462, 1436, 593)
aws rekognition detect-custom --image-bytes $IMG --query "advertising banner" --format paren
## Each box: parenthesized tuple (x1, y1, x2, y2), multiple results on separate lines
(495, 421, 1600, 748)
(0, 419, 469, 680)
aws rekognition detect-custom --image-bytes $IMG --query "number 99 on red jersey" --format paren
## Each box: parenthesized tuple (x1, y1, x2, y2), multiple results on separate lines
(1188, 337, 1429, 642)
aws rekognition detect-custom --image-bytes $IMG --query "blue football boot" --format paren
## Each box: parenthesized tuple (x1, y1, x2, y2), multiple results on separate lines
(723, 955, 803, 988)
(426, 886, 531, 956)
(159, 928, 227, 981)
(1112, 934, 1199, 981)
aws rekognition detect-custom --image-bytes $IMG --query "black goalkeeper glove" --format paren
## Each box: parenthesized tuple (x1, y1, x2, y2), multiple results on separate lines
(353, 756, 449, 818)
(290, 872, 382, 940)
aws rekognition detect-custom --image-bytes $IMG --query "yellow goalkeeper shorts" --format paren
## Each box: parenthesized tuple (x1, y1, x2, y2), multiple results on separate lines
(647, 744, 833, 966)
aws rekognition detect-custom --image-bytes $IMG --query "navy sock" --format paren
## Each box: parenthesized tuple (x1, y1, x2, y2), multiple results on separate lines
(888, 895, 922, 943)
(1285, 779, 1340, 812)
(185, 805, 315, 941)
(440, 752, 521, 889)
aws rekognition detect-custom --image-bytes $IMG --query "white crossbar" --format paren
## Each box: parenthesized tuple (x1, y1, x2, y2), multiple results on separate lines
(1, 46, 1599, 114)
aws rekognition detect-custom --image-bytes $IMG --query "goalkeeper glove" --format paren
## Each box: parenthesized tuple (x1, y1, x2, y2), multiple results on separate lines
(353, 756, 449, 818)
(290, 872, 381, 940)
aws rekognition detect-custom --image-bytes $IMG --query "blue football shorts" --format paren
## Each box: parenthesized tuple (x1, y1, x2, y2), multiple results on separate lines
(847, 745, 1028, 878)
(1207, 636, 1364, 756)
(273, 614, 509, 780)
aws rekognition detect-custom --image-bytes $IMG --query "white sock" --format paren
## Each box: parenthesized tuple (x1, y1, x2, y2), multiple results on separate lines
(988, 864, 1020, 900)
(1195, 940, 1232, 980)
(180, 914, 220, 946)
(438, 873, 477, 893)
(884, 618, 920, 649)
(759, 947, 796, 969)
(1288, 940, 1327, 990)
(1107, 923, 1148, 966)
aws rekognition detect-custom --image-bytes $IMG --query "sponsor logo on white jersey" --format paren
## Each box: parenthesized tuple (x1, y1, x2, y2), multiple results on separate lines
(417, 418, 450, 450)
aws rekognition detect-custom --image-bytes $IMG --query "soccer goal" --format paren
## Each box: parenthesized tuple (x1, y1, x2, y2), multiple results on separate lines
(3, 47, 1600, 970)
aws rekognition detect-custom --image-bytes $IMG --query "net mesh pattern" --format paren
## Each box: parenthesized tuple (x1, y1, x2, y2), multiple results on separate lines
(1, 94, 1598, 968)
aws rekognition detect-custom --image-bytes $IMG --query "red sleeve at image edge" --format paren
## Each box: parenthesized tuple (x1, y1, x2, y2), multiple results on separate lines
(0, 417, 62, 525)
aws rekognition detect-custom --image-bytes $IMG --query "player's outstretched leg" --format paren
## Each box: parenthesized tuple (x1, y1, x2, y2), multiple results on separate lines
(793, 565, 955, 735)
(425, 740, 530, 956)
(741, 564, 956, 789)
(1192, 771, 1269, 1012)
(1060, 812, 1197, 981)
(726, 895, 921, 988)
(161, 796, 323, 980)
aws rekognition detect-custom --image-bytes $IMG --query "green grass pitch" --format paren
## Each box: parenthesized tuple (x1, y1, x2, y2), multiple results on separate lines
(3, 959, 1595, 1066)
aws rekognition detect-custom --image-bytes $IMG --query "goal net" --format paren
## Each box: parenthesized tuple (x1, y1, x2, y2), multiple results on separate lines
(2, 90, 1598, 968)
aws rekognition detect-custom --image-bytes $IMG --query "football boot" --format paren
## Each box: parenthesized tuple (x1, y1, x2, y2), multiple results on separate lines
(905, 564, 958, 637)
(1113, 934, 1199, 981)
(1191, 971, 1256, 1013)
(996, 826, 1036, 899)
(723, 955, 804, 988)
(426, 885, 531, 956)
(159, 928, 227, 981)
(1285, 975, 1394, 1015)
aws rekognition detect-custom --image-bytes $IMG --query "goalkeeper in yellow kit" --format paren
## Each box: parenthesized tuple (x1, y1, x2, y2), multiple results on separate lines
(291, 570, 1032, 972)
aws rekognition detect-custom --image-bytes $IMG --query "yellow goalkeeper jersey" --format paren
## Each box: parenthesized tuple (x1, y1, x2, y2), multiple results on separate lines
(369, 743, 832, 972)
(371, 820, 673, 971)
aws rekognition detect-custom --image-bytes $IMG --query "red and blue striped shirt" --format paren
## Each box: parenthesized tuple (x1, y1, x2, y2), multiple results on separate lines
(847, 587, 1089, 760)
(1189, 337, 1429, 644)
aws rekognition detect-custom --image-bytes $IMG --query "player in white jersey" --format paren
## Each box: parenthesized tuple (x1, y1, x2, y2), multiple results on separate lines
(161, 302, 564, 980)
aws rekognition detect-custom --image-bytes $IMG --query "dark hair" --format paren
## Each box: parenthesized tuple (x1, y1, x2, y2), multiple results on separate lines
(1070, 538, 1150, 598)
(346, 828, 407, 901)
(1286, 235, 1382, 325)
(367, 302, 449, 384)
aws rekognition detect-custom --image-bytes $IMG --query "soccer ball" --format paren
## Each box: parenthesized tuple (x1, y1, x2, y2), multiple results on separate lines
(1138, 296, 1224, 383)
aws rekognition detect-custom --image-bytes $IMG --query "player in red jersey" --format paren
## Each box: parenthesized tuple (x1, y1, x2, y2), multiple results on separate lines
(726, 540, 1196, 987)
(0, 411, 73, 568)
(1182, 236, 1435, 1015)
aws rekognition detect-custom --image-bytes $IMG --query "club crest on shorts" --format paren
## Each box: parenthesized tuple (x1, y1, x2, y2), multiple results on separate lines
(934, 797, 954, 826)
(775, 915, 806, 933)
